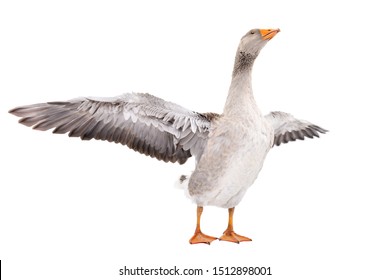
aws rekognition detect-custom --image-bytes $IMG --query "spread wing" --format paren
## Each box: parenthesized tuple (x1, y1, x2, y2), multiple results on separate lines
(265, 111, 327, 146)
(9, 92, 219, 164)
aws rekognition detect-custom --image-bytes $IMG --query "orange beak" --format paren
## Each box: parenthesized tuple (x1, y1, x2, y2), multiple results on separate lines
(260, 29, 280, 40)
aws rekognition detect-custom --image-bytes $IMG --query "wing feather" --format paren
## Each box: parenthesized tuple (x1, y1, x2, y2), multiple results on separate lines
(9, 92, 219, 164)
(265, 111, 327, 147)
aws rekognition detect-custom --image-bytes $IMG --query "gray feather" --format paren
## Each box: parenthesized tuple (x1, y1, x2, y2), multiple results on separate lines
(9, 92, 216, 164)
(265, 111, 327, 147)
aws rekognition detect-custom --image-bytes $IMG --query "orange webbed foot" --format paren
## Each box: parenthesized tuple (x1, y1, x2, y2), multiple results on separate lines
(219, 230, 252, 243)
(189, 231, 218, 245)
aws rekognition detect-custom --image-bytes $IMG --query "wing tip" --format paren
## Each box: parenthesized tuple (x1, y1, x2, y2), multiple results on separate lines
(8, 107, 24, 117)
(274, 124, 328, 147)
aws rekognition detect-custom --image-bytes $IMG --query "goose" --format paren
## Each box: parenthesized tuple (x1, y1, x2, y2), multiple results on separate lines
(9, 28, 327, 244)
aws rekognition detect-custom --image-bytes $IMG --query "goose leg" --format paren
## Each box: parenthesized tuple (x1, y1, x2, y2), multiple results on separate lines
(189, 206, 217, 245)
(219, 207, 252, 243)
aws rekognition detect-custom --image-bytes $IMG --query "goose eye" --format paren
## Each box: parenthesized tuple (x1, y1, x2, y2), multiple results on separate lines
(250, 30, 255, 34)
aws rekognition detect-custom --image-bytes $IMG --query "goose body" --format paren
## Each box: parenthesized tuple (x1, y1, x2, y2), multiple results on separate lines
(9, 28, 327, 244)
(188, 66, 273, 209)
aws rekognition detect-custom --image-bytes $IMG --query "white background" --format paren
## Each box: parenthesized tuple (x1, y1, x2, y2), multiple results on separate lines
(1, 0, 389, 279)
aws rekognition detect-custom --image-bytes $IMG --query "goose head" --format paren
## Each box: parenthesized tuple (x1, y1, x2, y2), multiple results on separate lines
(233, 28, 280, 75)
(238, 28, 280, 57)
